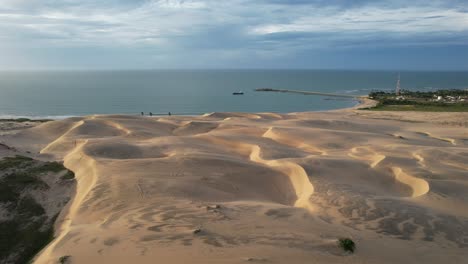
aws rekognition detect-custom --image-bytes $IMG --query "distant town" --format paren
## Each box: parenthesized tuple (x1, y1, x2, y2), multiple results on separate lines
(366, 89, 468, 112)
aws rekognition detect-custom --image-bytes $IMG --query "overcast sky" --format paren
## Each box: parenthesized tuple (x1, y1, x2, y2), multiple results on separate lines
(1, 0, 467, 70)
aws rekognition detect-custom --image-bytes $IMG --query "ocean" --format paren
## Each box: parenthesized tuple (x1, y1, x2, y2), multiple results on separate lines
(0, 70, 466, 118)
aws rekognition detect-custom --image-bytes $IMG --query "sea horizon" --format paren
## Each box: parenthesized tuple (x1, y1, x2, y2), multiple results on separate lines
(1, 68, 468, 72)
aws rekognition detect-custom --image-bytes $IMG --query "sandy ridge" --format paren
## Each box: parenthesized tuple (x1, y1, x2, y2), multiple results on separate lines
(249, 144, 314, 211)
(391, 167, 430, 198)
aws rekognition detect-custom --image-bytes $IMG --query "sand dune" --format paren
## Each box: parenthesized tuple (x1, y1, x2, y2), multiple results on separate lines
(415, 131, 457, 146)
(262, 127, 326, 155)
(348, 146, 386, 168)
(2, 110, 468, 264)
(249, 145, 314, 211)
(203, 112, 262, 120)
(391, 167, 430, 197)
(173, 121, 219, 136)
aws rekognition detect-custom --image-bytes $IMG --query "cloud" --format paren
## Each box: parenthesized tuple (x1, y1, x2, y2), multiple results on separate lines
(0, 0, 466, 69)
(250, 6, 468, 35)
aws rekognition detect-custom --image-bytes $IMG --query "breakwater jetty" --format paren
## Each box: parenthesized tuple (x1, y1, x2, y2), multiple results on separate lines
(255, 88, 365, 98)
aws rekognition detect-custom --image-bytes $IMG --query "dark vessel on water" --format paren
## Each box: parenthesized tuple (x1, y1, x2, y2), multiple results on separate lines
(232, 91, 244, 95)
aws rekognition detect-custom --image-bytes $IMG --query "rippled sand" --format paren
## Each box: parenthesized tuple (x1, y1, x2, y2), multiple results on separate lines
(3, 108, 468, 264)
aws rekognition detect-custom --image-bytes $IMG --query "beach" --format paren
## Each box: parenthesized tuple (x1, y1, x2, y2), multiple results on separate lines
(1, 103, 468, 264)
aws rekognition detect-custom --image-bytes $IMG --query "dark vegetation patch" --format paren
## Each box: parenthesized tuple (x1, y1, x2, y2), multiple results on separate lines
(58, 255, 71, 264)
(0, 155, 75, 264)
(0, 118, 51, 123)
(370, 89, 468, 99)
(0, 155, 33, 170)
(363, 102, 468, 112)
(362, 89, 468, 112)
(31, 161, 67, 174)
(338, 238, 356, 253)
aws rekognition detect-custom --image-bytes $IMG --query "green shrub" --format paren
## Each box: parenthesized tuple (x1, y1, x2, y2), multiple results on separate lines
(59, 255, 71, 264)
(0, 155, 33, 170)
(338, 238, 356, 253)
(31, 161, 66, 174)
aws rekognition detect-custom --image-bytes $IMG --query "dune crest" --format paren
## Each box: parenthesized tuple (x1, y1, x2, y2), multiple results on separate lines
(103, 120, 132, 135)
(391, 167, 429, 197)
(262, 127, 326, 155)
(36, 139, 98, 263)
(249, 145, 314, 211)
(416, 131, 457, 145)
(348, 146, 386, 168)
(40, 120, 84, 155)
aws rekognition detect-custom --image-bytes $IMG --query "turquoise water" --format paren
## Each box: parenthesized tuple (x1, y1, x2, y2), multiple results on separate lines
(0, 70, 466, 118)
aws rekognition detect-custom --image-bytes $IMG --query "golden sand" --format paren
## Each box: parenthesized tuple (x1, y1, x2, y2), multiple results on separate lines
(3, 107, 468, 263)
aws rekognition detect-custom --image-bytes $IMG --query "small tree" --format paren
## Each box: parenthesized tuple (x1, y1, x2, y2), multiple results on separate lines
(338, 238, 356, 253)
(59, 255, 71, 264)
